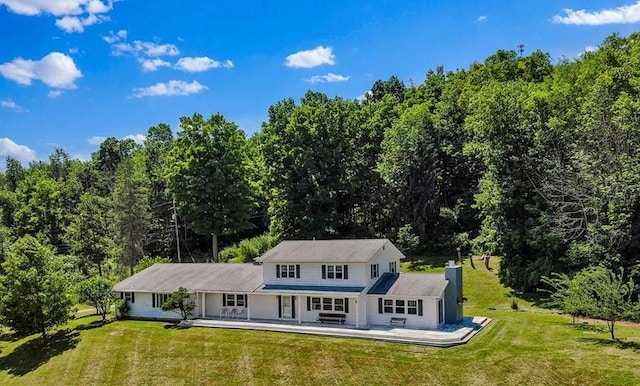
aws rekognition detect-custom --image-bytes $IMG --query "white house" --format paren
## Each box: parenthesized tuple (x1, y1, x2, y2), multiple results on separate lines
(113, 239, 464, 329)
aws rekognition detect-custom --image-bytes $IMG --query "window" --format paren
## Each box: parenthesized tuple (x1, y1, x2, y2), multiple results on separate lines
(153, 293, 169, 308)
(407, 300, 418, 315)
(438, 299, 443, 323)
(322, 264, 348, 280)
(224, 294, 246, 307)
(380, 298, 423, 316)
(389, 261, 397, 273)
(371, 263, 379, 279)
(309, 297, 349, 313)
(276, 264, 299, 278)
(122, 292, 134, 303)
(395, 299, 405, 314)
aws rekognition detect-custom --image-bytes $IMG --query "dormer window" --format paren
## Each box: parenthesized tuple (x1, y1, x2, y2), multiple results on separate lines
(389, 261, 397, 273)
(371, 263, 379, 279)
(276, 264, 300, 279)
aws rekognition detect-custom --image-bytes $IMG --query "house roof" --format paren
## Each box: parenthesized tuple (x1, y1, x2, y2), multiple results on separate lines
(112, 263, 263, 293)
(367, 273, 448, 297)
(254, 239, 401, 263)
(257, 284, 365, 293)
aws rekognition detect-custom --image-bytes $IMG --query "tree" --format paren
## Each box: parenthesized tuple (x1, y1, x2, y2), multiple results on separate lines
(66, 193, 113, 276)
(0, 235, 73, 341)
(77, 276, 115, 321)
(541, 266, 638, 340)
(135, 256, 171, 273)
(112, 154, 151, 275)
(161, 287, 196, 320)
(165, 113, 255, 262)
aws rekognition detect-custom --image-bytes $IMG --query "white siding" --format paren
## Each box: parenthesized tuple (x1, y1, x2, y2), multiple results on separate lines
(366, 242, 403, 287)
(249, 294, 279, 320)
(125, 292, 201, 320)
(263, 262, 368, 287)
(366, 296, 441, 329)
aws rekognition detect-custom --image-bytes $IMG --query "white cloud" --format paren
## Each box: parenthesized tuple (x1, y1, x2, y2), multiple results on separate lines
(304, 73, 350, 84)
(1, 99, 28, 112)
(87, 136, 107, 145)
(48, 90, 63, 98)
(0, 0, 115, 33)
(477, 15, 487, 22)
(68, 47, 79, 54)
(124, 134, 146, 144)
(112, 40, 180, 57)
(140, 58, 171, 72)
(285, 46, 335, 68)
(0, 52, 82, 89)
(132, 80, 207, 98)
(0, 137, 37, 163)
(553, 2, 640, 25)
(585, 45, 598, 53)
(103, 29, 127, 44)
(175, 56, 234, 72)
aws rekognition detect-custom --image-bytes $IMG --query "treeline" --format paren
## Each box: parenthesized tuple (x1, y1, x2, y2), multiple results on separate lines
(1, 32, 640, 292)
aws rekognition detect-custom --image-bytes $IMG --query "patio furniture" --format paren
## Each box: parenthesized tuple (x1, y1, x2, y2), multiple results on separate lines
(230, 308, 237, 318)
(390, 317, 406, 327)
(236, 308, 246, 319)
(220, 307, 229, 318)
(317, 313, 346, 324)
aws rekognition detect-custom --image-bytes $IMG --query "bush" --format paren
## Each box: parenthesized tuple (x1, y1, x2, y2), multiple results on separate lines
(116, 299, 129, 319)
(221, 234, 280, 263)
(511, 298, 519, 311)
(135, 256, 172, 272)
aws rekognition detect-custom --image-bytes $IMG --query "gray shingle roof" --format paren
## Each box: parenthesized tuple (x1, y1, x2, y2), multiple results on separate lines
(112, 263, 263, 293)
(368, 273, 448, 297)
(255, 239, 399, 263)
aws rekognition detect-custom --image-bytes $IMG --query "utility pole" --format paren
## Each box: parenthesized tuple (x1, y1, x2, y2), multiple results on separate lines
(172, 199, 181, 263)
(518, 44, 525, 57)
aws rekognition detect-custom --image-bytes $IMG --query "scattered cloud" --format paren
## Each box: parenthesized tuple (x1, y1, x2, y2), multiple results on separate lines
(477, 15, 487, 22)
(87, 136, 107, 145)
(175, 57, 233, 72)
(0, 52, 82, 89)
(0, 137, 37, 163)
(585, 45, 598, 53)
(304, 73, 350, 84)
(111, 40, 180, 57)
(48, 90, 63, 98)
(355, 91, 371, 102)
(553, 2, 640, 25)
(0, 0, 116, 33)
(103, 29, 127, 44)
(285, 46, 335, 68)
(140, 58, 171, 72)
(1, 99, 28, 112)
(68, 47, 79, 54)
(124, 134, 146, 144)
(132, 80, 207, 98)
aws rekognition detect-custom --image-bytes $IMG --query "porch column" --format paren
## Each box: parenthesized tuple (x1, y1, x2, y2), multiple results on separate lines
(355, 297, 360, 328)
(247, 295, 251, 321)
(298, 295, 302, 324)
(201, 292, 206, 318)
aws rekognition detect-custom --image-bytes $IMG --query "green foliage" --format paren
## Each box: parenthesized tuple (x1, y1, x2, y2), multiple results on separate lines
(115, 298, 129, 318)
(220, 234, 279, 263)
(395, 224, 420, 255)
(77, 276, 115, 321)
(541, 266, 639, 340)
(0, 235, 73, 340)
(135, 256, 172, 272)
(161, 287, 196, 320)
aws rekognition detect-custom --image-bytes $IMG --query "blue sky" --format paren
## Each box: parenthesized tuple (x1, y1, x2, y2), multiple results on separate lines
(2, 1, 640, 165)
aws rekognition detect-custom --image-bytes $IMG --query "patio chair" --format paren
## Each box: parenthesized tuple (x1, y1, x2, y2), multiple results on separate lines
(229, 308, 237, 318)
(236, 308, 246, 319)
(220, 307, 228, 318)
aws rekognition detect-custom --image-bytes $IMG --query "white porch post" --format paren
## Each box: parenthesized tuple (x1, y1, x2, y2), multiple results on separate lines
(355, 297, 360, 328)
(201, 292, 206, 318)
(297, 296, 302, 324)
(247, 294, 251, 321)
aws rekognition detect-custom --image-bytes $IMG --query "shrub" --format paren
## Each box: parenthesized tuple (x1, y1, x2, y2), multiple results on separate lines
(511, 298, 519, 311)
(116, 299, 129, 319)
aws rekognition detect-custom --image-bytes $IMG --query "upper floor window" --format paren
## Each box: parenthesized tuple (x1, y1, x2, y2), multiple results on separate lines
(322, 264, 349, 280)
(276, 264, 300, 279)
(389, 261, 397, 273)
(371, 263, 379, 279)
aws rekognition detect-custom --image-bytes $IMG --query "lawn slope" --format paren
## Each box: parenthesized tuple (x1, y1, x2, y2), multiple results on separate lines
(0, 257, 638, 385)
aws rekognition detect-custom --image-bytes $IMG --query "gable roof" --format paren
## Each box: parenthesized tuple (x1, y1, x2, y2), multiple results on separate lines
(367, 273, 448, 297)
(255, 239, 402, 263)
(112, 263, 263, 293)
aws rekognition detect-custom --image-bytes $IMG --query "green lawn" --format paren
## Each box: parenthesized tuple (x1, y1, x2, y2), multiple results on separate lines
(1, 258, 639, 385)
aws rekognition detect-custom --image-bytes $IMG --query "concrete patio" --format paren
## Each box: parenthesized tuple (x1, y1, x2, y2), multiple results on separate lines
(179, 316, 490, 347)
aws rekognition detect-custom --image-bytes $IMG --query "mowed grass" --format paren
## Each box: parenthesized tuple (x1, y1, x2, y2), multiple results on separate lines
(1, 257, 639, 386)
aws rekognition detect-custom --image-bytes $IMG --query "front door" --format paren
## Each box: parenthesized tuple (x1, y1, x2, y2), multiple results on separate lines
(281, 296, 292, 318)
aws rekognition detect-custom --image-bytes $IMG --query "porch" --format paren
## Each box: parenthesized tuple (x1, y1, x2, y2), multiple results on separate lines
(179, 316, 491, 347)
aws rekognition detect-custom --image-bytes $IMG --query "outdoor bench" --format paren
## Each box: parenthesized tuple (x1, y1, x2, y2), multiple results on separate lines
(390, 317, 406, 327)
(317, 312, 346, 324)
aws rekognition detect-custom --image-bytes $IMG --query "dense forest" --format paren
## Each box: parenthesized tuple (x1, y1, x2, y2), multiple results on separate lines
(1, 32, 640, 295)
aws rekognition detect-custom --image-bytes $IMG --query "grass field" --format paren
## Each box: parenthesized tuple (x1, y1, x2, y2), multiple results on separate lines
(0, 257, 639, 385)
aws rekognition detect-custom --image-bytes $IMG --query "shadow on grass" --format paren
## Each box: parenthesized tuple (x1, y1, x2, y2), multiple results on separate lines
(75, 319, 113, 331)
(405, 255, 455, 272)
(163, 323, 190, 330)
(580, 337, 640, 352)
(508, 289, 552, 308)
(570, 322, 607, 334)
(0, 329, 80, 376)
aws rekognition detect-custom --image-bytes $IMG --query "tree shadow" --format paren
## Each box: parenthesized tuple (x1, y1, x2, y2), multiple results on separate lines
(580, 337, 640, 352)
(508, 289, 551, 308)
(163, 323, 190, 330)
(405, 255, 454, 272)
(75, 319, 113, 331)
(0, 329, 80, 376)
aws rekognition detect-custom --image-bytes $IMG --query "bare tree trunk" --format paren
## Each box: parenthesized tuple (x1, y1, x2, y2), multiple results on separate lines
(607, 320, 616, 340)
(212, 233, 218, 263)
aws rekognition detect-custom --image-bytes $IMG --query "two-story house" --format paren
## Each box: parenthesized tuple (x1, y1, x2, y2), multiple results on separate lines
(113, 239, 464, 329)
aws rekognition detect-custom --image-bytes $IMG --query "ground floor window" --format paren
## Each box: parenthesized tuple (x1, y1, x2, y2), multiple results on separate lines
(308, 297, 349, 313)
(379, 298, 423, 316)
(223, 294, 247, 307)
(152, 293, 169, 308)
(438, 299, 443, 323)
(121, 292, 135, 303)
